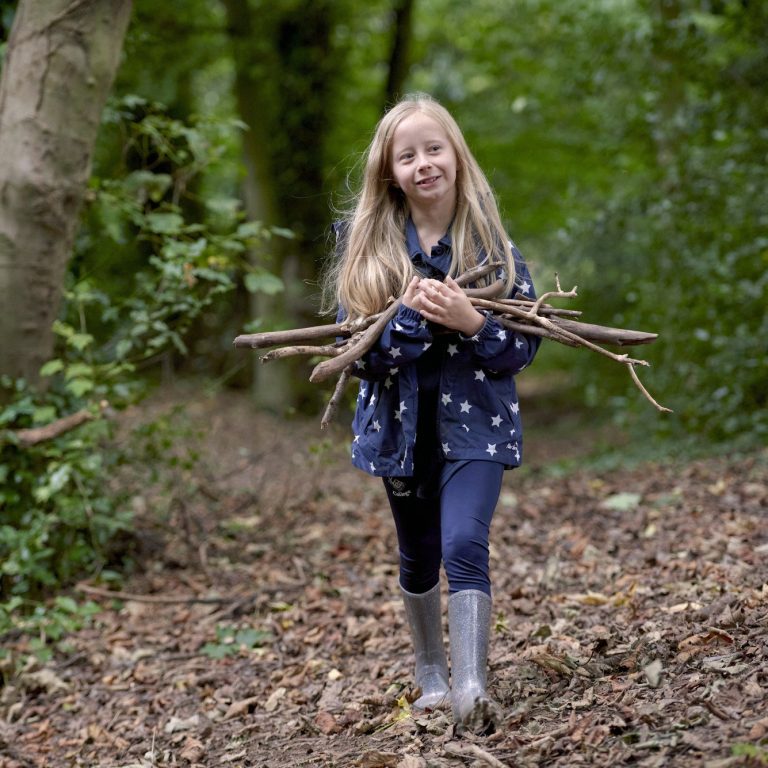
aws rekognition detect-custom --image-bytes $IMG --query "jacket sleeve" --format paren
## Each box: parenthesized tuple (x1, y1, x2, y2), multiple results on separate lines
(461, 244, 541, 375)
(343, 303, 434, 382)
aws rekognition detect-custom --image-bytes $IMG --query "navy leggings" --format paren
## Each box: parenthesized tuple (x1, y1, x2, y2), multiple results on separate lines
(383, 460, 504, 597)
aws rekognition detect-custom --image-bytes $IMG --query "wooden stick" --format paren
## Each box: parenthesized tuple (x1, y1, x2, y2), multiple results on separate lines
(233, 314, 379, 349)
(321, 366, 353, 429)
(11, 409, 94, 446)
(260, 344, 343, 362)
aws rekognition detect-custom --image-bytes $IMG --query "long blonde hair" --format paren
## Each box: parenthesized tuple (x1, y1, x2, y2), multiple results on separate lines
(323, 93, 516, 319)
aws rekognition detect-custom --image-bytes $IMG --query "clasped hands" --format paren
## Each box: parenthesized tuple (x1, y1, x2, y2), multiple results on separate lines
(402, 275, 486, 337)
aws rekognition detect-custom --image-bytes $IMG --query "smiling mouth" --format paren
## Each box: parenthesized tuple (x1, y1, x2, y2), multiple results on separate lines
(417, 175, 440, 186)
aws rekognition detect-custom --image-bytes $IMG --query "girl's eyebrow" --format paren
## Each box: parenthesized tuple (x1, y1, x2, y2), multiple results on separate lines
(394, 138, 443, 153)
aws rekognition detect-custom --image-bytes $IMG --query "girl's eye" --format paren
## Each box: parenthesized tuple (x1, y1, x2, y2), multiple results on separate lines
(429, 144, 441, 152)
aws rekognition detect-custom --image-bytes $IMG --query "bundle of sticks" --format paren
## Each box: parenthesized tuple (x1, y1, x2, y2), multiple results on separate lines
(233, 263, 671, 427)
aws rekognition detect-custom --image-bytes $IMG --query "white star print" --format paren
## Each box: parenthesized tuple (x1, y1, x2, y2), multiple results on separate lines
(491, 415, 502, 427)
(515, 337, 524, 349)
(354, 434, 360, 443)
(496, 329, 507, 341)
(369, 393, 376, 406)
(448, 344, 458, 356)
(486, 443, 497, 457)
(384, 377, 393, 389)
(355, 359, 366, 370)
(394, 401, 407, 422)
(359, 385, 367, 399)
(519, 280, 531, 294)
(390, 347, 402, 360)
(394, 322, 404, 332)
(442, 442, 451, 454)
(423, 342, 432, 351)
(389, 368, 398, 375)
(419, 319, 428, 329)
(370, 461, 376, 471)
(441, 393, 452, 406)
(460, 400, 472, 413)
(510, 428, 516, 436)
(510, 401, 519, 415)
(373, 420, 381, 431)
(474, 369, 486, 382)
(462, 424, 470, 432)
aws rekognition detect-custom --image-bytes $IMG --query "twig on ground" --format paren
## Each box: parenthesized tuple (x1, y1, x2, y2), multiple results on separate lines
(444, 741, 511, 767)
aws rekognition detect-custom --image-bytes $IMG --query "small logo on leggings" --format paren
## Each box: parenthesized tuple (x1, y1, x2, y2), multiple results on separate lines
(387, 477, 412, 497)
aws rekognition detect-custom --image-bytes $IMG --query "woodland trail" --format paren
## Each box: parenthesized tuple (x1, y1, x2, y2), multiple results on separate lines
(1, 389, 766, 768)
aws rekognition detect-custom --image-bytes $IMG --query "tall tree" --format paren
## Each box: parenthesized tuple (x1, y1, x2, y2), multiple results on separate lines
(222, 0, 346, 409)
(0, 0, 133, 385)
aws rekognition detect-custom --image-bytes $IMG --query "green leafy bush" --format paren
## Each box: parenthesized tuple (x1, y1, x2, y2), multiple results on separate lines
(0, 97, 288, 640)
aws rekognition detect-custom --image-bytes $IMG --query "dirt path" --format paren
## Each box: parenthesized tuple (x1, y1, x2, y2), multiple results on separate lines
(1, 391, 767, 767)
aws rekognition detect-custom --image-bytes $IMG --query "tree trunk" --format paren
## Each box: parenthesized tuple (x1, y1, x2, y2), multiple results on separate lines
(384, 0, 415, 107)
(0, 0, 133, 385)
(222, 0, 344, 412)
(221, 0, 289, 411)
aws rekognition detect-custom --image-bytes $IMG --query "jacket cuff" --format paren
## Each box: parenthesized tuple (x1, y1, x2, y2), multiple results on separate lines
(458, 310, 495, 342)
(397, 304, 424, 324)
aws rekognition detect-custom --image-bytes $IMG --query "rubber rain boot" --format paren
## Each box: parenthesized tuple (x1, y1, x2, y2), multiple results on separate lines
(448, 589, 502, 734)
(401, 582, 450, 710)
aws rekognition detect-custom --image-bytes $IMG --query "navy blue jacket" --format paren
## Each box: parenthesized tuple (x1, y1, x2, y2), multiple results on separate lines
(340, 219, 540, 477)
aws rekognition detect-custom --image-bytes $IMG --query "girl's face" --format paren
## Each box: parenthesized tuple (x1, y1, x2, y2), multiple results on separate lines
(389, 112, 458, 212)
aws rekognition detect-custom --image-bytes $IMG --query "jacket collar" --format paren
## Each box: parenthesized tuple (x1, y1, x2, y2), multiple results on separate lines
(405, 217, 453, 279)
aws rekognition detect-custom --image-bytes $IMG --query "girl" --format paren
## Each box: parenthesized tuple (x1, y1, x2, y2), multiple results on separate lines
(323, 93, 540, 735)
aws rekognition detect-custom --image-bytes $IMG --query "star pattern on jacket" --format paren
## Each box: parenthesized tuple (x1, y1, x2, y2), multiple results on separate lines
(342, 223, 540, 478)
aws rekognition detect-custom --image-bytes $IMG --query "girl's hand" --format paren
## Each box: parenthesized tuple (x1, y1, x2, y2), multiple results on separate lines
(415, 275, 485, 336)
(401, 275, 422, 311)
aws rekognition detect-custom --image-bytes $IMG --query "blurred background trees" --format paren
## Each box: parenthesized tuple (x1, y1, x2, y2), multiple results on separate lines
(1, 0, 766, 618)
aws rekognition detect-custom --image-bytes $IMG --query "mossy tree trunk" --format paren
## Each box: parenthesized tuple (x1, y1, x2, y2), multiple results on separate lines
(0, 0, 133, 385)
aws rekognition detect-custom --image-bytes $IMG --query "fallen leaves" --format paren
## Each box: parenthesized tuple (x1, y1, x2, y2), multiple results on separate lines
(0, 394, 766, 768)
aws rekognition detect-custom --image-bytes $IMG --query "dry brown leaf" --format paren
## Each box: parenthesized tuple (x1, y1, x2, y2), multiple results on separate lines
(222, 695, 260, 720)
(314, 710, 342, 735)
(179, 736, 205, 763)
(354, 751, 400, 767)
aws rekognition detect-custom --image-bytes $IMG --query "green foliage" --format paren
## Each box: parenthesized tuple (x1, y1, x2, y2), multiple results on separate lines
(547, 2, 768, 442)
(0, 96, 288, 641)
(732, 742, 768, 765)
(201, 623, 273, 659)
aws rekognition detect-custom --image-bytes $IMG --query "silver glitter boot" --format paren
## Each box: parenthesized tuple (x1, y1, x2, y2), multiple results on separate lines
(401, 583, 450, 710)
(448, 589, 502, 734)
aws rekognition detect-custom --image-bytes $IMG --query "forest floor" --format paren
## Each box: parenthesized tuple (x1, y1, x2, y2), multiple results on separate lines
(1, 384, 767, 768)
